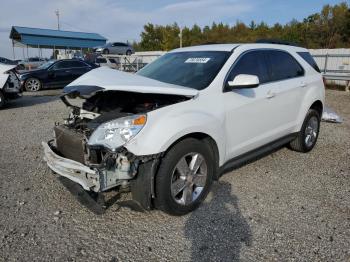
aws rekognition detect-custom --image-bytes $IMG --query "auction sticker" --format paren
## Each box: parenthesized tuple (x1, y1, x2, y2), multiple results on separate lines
(185, 58, 211, 63)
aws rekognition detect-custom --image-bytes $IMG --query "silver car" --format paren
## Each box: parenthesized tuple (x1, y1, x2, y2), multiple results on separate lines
(94, 42, 134, 55)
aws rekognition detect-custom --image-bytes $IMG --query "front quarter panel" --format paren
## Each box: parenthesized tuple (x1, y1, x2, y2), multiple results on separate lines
(124, 97, 226, 165)
(0, 73, 9, 89)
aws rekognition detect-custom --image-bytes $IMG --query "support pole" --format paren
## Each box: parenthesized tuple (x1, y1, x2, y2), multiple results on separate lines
(12, 40, 15, 59)
(324, 54, 328, 74)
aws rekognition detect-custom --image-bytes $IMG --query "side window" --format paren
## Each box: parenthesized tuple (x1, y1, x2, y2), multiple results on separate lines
(69, 61, 87, 68)
(297, 52, 321, 73)
(52, 61, 71, 69)
(227, 51, 270, 84)
(267, 50, 304, 81)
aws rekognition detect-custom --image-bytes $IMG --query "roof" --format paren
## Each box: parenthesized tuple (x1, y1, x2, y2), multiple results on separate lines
(171, 44, 240, 52)
(10, 26, 107, 49)
(170, 43, 307, 53)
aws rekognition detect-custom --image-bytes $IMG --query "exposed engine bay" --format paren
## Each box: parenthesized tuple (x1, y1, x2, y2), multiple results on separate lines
(63, 88, 188, 135)
(50, 86, 189, 194)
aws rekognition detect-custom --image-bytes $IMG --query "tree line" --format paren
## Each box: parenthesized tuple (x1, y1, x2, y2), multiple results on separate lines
(133, 2, 350, 51)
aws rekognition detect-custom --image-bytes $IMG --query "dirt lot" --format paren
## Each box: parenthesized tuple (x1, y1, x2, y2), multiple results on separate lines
(0, 89, 349, 261)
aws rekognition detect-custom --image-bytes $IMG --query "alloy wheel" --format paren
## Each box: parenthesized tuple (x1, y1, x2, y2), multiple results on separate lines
(305, 116, 319, 147)
(170, 152, 208, 206)
(26, 78, 41, 92)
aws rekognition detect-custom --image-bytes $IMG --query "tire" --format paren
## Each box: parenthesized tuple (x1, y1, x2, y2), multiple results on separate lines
(126, 50, 132, 56)
(0, 90, 5, 109)
(155, 138, 214, 216)
(289, 109, 321, 152)
(103, 49, 109, 54)
(25, 78, 42, 92)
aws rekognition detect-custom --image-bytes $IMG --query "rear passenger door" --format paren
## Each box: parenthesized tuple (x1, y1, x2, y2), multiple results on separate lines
(48, 61, 73, 86)
(264, 50, 305, 133)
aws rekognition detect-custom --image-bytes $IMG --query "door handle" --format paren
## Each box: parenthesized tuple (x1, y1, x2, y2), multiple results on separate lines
(300, 82, 307, 88)
(266, 91, 276, 99)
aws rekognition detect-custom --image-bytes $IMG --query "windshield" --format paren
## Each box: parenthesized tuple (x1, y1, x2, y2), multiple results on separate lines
(38, 60, 55, 69)
(137, 51, 230, 90)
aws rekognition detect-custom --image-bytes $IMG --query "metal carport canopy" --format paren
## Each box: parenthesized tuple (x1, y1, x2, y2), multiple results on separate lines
(10, 26, 107, 49)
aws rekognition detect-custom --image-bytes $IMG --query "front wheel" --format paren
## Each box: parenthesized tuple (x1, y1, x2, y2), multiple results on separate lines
(155, 138, 214, 216)
(126, 50, 132, 56)
(25, 78, 42, 92)
(103, 49, 109, 54)
(289, 109, 320, 152)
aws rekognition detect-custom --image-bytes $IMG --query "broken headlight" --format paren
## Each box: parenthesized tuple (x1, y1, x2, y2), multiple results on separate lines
(88, 114, 147, 150)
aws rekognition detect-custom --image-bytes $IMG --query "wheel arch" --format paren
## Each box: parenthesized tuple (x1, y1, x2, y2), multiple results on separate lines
(310, 100, 323, 117)
(162, 132, 220, 180)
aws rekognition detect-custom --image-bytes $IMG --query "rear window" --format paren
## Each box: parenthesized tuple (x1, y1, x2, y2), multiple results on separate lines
(297, 52, 321, 73)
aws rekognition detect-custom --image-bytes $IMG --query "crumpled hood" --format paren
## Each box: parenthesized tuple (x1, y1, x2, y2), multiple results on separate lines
(0, 63, 17, 74)
(67, 67, 199, 97)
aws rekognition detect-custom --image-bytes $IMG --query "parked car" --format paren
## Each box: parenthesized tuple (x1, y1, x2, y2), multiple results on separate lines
(0, 63, 22, 108)
(19, 59, 98, 91)
(95, 56, 119, 69)
(43, 43, 325, 215)
(17, 57, 48, 70)
(94, 42, 134, 55)
(0, 57, 19, 65)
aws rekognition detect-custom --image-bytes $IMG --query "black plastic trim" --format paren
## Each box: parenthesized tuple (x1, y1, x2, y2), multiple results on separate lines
(219, 133, 298, 175)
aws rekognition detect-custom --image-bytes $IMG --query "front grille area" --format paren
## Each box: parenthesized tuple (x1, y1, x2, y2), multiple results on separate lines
(54, 125, 86, 164)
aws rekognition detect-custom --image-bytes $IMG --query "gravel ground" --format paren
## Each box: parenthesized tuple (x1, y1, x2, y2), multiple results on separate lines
(0, 89, 349, 261)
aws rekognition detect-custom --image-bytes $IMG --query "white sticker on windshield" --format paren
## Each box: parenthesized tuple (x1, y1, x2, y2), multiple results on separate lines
(185, 58, 211, 63)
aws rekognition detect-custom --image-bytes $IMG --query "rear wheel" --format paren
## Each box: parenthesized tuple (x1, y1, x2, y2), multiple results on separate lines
(126, 50, 132, 56)
(0, 90, 5, 108)
(289, 109, 320, 152)
(155, 138, 214, 215)
(25, 78, 41, 92)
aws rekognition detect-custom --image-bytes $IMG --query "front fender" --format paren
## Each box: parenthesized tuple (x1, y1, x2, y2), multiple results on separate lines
(0, 74, 9, 89)
(125, 107, 226, 165)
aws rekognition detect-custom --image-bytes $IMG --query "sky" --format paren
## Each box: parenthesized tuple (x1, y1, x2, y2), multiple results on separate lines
(0, 0, 346, 58)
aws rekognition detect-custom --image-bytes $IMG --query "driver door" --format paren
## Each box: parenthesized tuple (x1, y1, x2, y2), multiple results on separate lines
(48, 61, 73, 87)
(223, 50, 281, 160)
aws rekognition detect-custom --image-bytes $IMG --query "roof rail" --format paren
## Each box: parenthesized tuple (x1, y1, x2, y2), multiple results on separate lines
(255, 39, 300, 47)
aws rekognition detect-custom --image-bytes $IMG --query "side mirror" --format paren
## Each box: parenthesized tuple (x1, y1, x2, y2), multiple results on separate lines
(226, 74, 260, 90)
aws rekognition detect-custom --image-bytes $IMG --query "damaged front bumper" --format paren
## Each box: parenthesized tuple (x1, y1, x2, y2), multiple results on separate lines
(43, 139, 160, 212)
(42, 141, 100, 191)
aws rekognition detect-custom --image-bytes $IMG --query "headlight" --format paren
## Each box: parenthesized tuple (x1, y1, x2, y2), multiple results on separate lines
(88, 114, 147, 150)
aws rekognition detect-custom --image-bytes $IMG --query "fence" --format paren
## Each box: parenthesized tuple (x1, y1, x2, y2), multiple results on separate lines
(310, 49, 350, 91)
(101, 51, 164, 72)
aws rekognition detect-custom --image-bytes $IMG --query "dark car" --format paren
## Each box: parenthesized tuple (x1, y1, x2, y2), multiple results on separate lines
(19, 59, 98, 92)
(0, 57, 19, 65)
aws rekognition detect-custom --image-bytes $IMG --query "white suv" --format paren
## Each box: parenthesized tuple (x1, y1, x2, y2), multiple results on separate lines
(43, 43, 325, 215)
